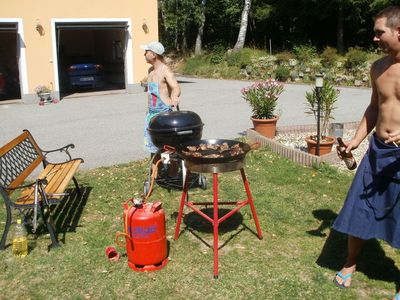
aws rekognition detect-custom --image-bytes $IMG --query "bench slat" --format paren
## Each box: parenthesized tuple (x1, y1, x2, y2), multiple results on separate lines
(43, 160, 82, 195)
(16, 159, 82, 205)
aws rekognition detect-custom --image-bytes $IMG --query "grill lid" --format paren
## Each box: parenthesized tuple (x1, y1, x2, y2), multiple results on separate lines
(148, 111, 204, 133)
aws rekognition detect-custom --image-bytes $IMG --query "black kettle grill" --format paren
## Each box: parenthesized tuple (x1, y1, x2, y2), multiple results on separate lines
(144, 110, 206, 193)
(148, 110, 204, 149)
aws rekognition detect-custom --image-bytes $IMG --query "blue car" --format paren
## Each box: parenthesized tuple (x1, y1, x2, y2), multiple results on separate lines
(67, 63, 104, 88)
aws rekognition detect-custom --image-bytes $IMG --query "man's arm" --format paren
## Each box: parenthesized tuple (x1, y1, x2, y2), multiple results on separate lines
(345, 66, 379, 152)
(165, 67, 181, 106)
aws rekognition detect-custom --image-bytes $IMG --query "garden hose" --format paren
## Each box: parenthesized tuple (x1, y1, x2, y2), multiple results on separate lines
(115, 158, 162, 247)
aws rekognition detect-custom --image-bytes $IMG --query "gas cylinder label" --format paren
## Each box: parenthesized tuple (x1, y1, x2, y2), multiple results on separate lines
(129, 225, 157, 238)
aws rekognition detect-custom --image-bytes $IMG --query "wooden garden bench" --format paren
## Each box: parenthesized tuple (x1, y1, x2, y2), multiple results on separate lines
(0, 129, 84, 250)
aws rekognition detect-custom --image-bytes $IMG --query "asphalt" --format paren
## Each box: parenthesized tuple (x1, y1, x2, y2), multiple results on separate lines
(0, 76, 371, 170)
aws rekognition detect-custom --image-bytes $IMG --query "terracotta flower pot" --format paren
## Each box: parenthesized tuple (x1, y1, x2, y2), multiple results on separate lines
(305, 136, 335, 156)
(251, 116, 279, 139)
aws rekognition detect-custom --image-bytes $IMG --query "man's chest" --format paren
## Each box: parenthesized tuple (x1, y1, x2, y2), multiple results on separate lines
(376, 67, 400, 100)
(148, 68, 165, 83)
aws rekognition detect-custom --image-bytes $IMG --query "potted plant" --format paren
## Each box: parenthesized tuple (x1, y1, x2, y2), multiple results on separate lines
(304, 80, 340, 155)
(35, 85, 52, 103)
(241, 78, 284, 138)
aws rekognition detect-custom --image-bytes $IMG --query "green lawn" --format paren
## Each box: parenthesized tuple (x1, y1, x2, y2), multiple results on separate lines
(1, 146, 399, 299)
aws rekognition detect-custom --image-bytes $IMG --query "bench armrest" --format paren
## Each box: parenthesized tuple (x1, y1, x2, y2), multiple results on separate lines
(5, 178, 47, 192)
(41, 144, 75, 162)
(5, 182, 35, 192)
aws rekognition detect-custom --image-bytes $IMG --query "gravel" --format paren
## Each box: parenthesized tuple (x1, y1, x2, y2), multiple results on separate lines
(275, 128, 370, 172)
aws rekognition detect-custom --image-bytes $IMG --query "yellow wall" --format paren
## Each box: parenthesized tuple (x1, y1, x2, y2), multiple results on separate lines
(0, 0, 158, 100)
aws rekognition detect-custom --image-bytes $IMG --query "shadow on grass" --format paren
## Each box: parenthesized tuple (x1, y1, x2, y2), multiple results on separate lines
(173, 208, 252, 250)
(310, 208, 400, 289)
(53, 186, 92, 243)
(30, 186, 92, 247)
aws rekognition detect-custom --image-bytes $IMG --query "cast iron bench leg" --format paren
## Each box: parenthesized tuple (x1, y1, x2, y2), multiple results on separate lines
(39, 203, 60, 248)
(0, 207, 11, 250)
(72, 177, 81, 197)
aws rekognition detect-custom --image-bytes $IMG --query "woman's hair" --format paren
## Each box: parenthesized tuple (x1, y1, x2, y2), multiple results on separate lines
(375, 6, 400, 28)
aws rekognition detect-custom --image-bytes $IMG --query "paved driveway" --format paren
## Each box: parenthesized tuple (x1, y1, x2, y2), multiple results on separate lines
(0, 77, 371, 170)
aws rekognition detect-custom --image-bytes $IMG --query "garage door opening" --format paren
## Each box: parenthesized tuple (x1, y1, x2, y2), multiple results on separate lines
(0, 22, 21, 101)
(56, 22, 128, 98)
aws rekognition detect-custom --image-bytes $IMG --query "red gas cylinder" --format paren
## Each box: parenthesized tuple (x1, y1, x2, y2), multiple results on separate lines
(119, 199, 168, 272)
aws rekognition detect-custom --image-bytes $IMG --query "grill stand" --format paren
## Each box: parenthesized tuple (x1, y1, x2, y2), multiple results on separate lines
(144, 150, 206, 194)
(174, 164, 263, 278)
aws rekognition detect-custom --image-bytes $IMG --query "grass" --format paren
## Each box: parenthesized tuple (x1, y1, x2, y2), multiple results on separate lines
(1, 146, 400, 299)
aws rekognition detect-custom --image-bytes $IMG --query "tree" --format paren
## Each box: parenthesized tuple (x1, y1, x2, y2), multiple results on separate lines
(233, 0, 252, 51)
(195, 0, 207, 55)
(335, 0, 370, 54)
(159, 0, 400, 54)
(159, 0, 208, 52)
(336, 3, 345, 53)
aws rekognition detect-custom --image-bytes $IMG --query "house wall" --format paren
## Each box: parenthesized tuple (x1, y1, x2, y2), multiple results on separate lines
(0, 0, 158, 103)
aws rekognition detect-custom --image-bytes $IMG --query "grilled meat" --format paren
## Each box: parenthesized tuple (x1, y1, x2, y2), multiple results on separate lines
(183, 142, 245, 159)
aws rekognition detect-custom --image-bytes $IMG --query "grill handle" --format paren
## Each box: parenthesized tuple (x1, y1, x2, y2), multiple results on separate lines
(171, 104, 180, 111)
(250, 142, 261, 150)
(177, 130, 193, 135)
(163, 145, 176, 152)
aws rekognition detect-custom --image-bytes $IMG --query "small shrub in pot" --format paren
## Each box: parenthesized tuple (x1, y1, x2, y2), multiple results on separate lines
(305, 80, 340, 140)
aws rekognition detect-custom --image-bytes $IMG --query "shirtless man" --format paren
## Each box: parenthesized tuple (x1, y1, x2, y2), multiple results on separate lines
(332, 6, 400, 299)
(141, 41, 181, 154)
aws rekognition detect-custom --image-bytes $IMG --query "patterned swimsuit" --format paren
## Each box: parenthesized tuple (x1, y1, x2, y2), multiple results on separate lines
(143, 65, 172, 153)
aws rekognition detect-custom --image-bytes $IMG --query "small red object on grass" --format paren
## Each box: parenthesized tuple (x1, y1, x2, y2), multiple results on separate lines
(105, 246, 120, 262)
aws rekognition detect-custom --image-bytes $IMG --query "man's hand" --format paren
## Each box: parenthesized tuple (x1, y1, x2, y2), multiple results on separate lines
(171, 96, 180, 107)
(384, 132, 400, 147)
(336, 139, 359, 159)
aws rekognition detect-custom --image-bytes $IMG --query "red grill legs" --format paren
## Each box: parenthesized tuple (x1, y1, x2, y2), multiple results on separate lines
(174, 168, 263, 278)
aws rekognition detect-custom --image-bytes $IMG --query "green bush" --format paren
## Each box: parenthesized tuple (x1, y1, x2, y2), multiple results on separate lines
(219, 66, 242, 79)
(183, 55, 209, 74)
(275, 65, 290, 82)
(293, 45, 317, 63)
(209, 44, 226, 65)
(196, 65, 220, 78)
(345, 47, 368, 69)
(226, 48, 253, 68)
(275, 51, 293, 65)
(321, 47, 339, 68)
(180, 47, 374, 87)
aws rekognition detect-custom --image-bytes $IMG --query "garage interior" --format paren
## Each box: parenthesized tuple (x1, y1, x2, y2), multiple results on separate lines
(0, 23, 21, 102)
(56, 22, 127, 98)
